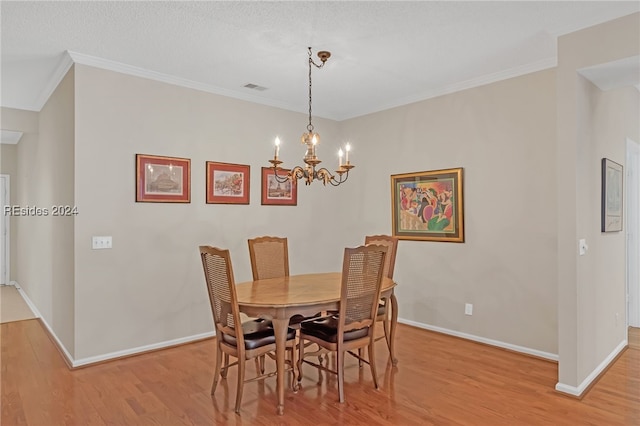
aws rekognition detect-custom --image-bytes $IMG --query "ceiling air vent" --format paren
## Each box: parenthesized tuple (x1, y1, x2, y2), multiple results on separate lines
(243, 83, 268, 91)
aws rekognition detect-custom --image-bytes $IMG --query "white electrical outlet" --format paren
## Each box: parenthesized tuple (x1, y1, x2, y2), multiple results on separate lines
(92, 236, 112, 250)
(465, 303, 473, 316)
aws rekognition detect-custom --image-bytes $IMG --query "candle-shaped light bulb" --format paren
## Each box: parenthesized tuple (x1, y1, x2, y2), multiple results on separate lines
(274, 137, 281, 158)
(312, 135, 317, 157)
(338, 149, 344, 167)
(345, 143, 351, 163)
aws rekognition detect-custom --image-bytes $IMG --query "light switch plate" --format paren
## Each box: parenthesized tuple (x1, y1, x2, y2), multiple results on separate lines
(579, 239, 587, 256)
(92, 236, 112, 249)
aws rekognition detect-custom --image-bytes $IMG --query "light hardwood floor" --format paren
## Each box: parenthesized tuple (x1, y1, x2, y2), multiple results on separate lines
(1, 320, 638, 425)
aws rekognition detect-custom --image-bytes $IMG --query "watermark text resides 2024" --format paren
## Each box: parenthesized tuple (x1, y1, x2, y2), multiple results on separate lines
(4, 205, 78, 217)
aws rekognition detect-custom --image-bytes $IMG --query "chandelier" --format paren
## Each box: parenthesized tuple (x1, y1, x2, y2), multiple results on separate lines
(269, 47, 354, 186)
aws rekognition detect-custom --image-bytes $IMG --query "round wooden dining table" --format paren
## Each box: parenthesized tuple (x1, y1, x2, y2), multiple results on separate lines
(234, 272, 397, 415)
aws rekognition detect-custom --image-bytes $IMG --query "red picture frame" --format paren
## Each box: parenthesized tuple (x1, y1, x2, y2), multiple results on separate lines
(206, 161, 250, 204)
(136, 154, 191, 203)
(261, 167, 297, 206)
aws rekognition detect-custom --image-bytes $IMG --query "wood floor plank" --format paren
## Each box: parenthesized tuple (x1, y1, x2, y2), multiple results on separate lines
(1, 319, 638, 425)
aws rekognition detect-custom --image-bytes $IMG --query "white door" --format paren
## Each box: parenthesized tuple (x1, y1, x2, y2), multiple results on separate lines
(626, 138, 640, 327)
(0, 175, 8, 285)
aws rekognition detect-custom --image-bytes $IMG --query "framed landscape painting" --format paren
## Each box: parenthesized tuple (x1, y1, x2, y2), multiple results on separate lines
(136, 154, 191, 203)
(206, 161, 250, 204)
(261, 167, 297, 206)
(391, 168, 464, 242)
(601, 158, 623, 232)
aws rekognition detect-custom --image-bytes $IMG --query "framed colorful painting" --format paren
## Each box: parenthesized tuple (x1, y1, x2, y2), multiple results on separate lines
(206, 161, 250, 204)
(261, 167, 297, 206)
(136, 154, 191, 203)
(391, 168, 464, 242)
(601, 158, 623, 232)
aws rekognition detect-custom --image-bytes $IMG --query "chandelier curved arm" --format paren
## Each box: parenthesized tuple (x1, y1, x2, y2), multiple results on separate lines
(271, 164, 292, 184)
(316, 166, 354, 186)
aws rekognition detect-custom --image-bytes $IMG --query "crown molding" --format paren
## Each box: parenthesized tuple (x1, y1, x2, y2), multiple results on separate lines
(31, 52, 75, 111)
(341, 57, 557, 120)
(66, 51, 300, 115)
(31, 51, 558, 121)
(0, 130, 23, 145)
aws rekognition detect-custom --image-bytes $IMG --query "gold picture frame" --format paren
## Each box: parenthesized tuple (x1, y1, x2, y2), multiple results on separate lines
(391, 168, 464, 242)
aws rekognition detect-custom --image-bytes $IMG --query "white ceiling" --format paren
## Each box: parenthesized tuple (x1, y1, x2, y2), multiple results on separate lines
(1, 1, 639, 122)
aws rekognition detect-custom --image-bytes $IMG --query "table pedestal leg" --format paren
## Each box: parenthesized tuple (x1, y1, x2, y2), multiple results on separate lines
(271, 317, 288, 415)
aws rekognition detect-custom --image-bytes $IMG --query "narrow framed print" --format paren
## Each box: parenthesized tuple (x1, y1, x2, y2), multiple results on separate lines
(601, 158, 623, 232)
(391, 168, 464, 242)
(136, 154, 191, 203)
(206, 161, 250, 204)
(261, 167, 297, 206)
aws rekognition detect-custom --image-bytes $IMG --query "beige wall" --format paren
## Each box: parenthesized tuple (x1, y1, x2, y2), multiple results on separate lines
(73, 64, 344, 359)
(579, 83, 638, 379)
(70, 64, 558, 361)
(557, 12, 639, 392)
(11, 68, 76, 356)
(341, 69, 558, 355)
(1, 108, 38, 283)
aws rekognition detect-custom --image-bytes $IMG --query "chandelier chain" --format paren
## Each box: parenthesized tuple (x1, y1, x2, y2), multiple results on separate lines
(308, 48, 313, 133)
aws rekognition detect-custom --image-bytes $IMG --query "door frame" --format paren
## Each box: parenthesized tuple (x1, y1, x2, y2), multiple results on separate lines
(0, 174, 10, 285)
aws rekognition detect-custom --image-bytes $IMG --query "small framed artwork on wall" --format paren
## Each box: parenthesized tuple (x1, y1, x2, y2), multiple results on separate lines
(136, 154, 191, 203)
(206, 161, 250, 204)
(261, 167, 297, 206)
(601, 158, 623, 232)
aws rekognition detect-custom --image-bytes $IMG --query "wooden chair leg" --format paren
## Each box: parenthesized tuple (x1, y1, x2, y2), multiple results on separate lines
(337, 349, 345, 403)
(234, 358, 246, 413)
(297, 336, 305, 383)
(221, 353, 230, 378)
(211, 344, 223, 395)
(368, 341, 379, 390)
(358, 348, 364, 367)
(290, 346, 298, 391)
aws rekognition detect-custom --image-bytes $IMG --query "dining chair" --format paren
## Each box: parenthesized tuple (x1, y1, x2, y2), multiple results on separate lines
(199, 245, 297, 413)
(247, 236, 289, 281)
(247, 236, 316, 328)
(364, 235, 399, 361)
(296, 244, 388, 403)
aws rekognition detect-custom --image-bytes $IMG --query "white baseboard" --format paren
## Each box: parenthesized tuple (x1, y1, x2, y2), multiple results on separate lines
(15, 292, 558, 368)
(555, 339, 627, 397)
(14, 281, 215, 368)
(15, 285, 76, 365)
(72, 331, 216, 368)
(14, 283, 40, 318)
(398, 318, 559, 361)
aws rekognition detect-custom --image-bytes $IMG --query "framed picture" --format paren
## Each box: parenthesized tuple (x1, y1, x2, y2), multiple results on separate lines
(261, 167, 297, 206)
(391, 168, 464, 242)
(601, 158, 623, 232)
(136, 154, 191, 203)
(206, 161, 250, 204)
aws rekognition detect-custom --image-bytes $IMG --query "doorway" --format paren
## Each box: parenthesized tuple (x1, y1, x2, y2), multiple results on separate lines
(626, 138, 639, 329)
(0, 174, 9, 285)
